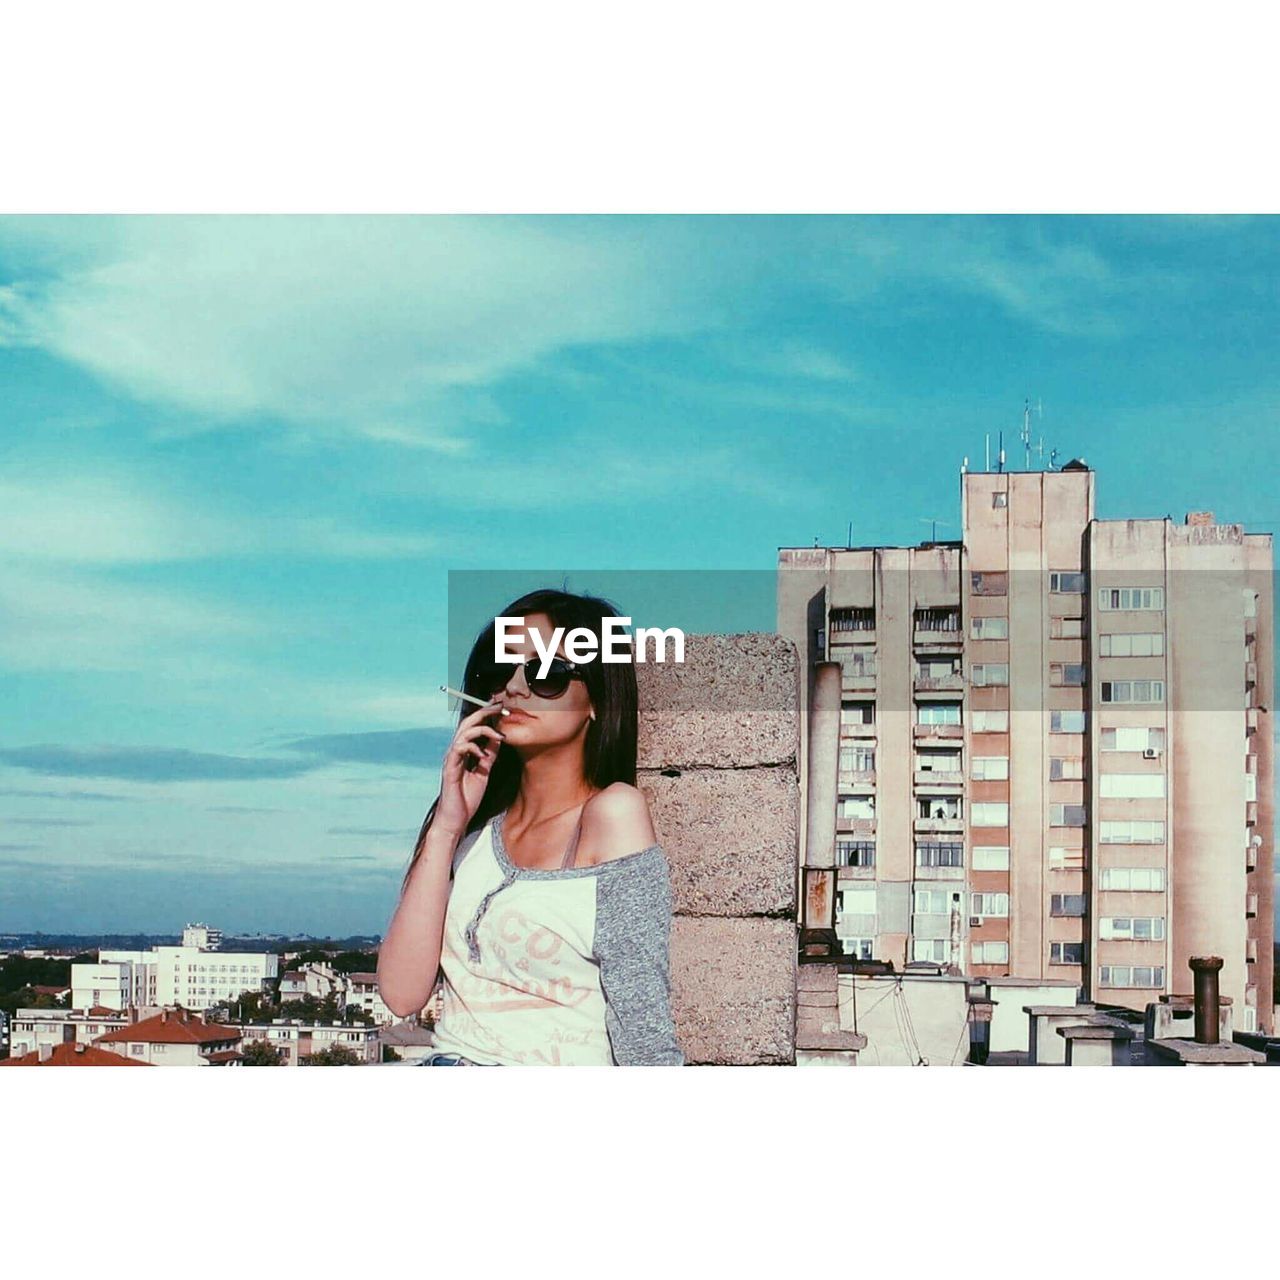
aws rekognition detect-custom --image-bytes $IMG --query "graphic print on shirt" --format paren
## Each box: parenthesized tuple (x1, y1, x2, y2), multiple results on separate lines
(431, 823, 614, 1064)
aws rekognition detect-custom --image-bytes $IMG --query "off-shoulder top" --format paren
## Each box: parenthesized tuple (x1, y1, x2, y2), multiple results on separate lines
(427, 809, 684, 1066)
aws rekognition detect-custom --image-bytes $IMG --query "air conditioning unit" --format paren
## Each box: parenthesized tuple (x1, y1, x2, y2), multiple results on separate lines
(969, 916, 983, 927)
(1142, 748, 1160, 760)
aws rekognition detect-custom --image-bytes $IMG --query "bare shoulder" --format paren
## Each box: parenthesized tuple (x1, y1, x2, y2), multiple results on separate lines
(580, 782, 657, 865)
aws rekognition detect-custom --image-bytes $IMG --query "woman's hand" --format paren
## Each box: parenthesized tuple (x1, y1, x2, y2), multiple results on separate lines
(434, 700, 505, 838)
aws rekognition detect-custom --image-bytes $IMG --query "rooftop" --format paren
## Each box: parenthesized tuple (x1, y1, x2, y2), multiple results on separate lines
(0, 1043, 152, 1067)
(96, 1009, 242, 1046)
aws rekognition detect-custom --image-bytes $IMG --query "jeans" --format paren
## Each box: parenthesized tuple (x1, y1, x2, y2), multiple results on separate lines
(419, 1051, 501, 1066)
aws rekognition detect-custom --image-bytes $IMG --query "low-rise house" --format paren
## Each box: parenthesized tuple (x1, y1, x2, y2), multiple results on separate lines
(0, 1042, 152, 1067)
(231, 1019, 379, 1065)
(95, 1009, 243, 1065)
(8, 1008, 131, 1059)
(345, 973, 397, 1025)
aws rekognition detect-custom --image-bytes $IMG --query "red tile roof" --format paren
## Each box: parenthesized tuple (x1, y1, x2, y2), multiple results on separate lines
(31, 985, 70, 996)
(347, 973, 379, 985)
(96, 1009, 243, 1046)
(204, 1049, 243, 1064)
(0, 1043, 152, 1067)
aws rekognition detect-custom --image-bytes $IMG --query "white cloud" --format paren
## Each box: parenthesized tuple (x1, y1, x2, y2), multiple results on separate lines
(0, 216, 716, 439)
(0, 470, 442, 564)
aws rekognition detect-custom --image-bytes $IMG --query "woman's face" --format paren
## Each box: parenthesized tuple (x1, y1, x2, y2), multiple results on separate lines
(489, 612, 595, 752)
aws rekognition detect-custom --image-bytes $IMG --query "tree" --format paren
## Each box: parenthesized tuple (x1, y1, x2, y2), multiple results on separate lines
(241, 1038, 286, 1066)
(383, 1046, 403, 1063)
(299, 1043, 362, 1066)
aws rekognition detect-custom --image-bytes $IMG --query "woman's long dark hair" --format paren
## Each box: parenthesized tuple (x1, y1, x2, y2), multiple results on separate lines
(401, 588, 638, 890)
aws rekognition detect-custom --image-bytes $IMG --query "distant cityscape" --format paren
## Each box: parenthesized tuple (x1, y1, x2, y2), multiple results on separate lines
(0, 921, 437, 1066)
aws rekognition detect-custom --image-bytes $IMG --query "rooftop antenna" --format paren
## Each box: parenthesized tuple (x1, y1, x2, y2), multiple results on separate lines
(1021, 396, 1046, 469)
(997, 431, 1005, 474)
(985, 433, 991, 472)
(920, 516, 950, 544)
(847, 520, 853, 549)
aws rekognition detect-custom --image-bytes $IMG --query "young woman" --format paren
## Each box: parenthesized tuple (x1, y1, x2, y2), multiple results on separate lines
(376, 588, 684, 1067)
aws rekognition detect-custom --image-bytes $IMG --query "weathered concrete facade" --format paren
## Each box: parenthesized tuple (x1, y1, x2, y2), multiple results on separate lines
(636, 633, 800, 1064)
(779, 465, 1274, 1034)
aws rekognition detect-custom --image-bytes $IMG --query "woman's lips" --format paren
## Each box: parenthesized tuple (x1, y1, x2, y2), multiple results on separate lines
(501, 707, 533, 722)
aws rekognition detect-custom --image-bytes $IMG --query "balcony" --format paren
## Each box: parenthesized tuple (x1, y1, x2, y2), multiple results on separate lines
(836, 817, 877, 837)
(914, 770, 964, 788)
(914, 862, 965, 882)
(913, 628, 963, 650)
(914, 674, 965, 694)
(914, 815, 964, 835)
(1247, 801, 1258, 826)
(841, 673, 877, 693)
(840, 722, 877, 739)
(839, 770, 877, 788)
(1246, 707, 1259, 733)
(1246, 661, 1257, 687)
(914, 723, 963, 740)
(836, 863, 876, 882)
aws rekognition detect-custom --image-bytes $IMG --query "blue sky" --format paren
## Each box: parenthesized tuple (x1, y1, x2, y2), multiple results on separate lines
(1, 215, 1277, 935)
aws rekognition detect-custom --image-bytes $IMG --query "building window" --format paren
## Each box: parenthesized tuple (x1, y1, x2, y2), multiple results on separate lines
(1050, 571, 1086, 594)
(1050, 941, 1085, 965)
(917, 656, 961, 680)
(1099, 820, 1165, 844)
(1100, 727, 1165, 753)
(840, 937, 874, 960)
(970, 616, 1009, 640)
(839, 746, 876, 774)
(992, 492, 1008, 509)
(972, 941, 1009, 964)
(971, 571, 1008, 597)
(1099, 965, 1165, 989)
(972, 709, 1009, 733)
(913, 889, 957, 915)
(971, 802, 1009, 827)
(971, 756, 1009, 780)
(1050, 894, 1087, 917)
(837, 887, 877, 916)
(971, 892, 1009, 918)
(814, 627, 826, 656)
(1100, 916, 1166, 941)
(1049, 757, 1084, 781)
(915, 841, 964, 868)
(972, 845, 1010, 871)
(917, 702, 962, 726)
(916, 748, 961, 773)
(830, 607, 875, 632)
(836, 840, 876, 868)
(917, 796, 961, 820)
(916, 606, 961, 633)
(1099, 867, 1165, 891)
(1050, 616, 1085, 639)
(1050, 663, 1087, 687)
(1099, 773, 1166, 799)
(840, 700, 875, 727)
(913, 939, 951, 963)
(841, 649, 877, 678)
(1050, 710, 1087, 734)
(1100, 632, 1164, 657)
(838, 794, 876, 820)
(1100, 680, 1164, 704)
(1097, 587, 1164, 612)
(972, 663, 1009, 686)
(1049, 803, 1087, 827)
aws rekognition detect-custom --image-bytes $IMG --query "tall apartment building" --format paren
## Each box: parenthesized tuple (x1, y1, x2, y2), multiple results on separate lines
(779, 462, 1274, 1033)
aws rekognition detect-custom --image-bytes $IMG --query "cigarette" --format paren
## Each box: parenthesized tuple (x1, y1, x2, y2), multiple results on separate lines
(440, 685, 510, 716)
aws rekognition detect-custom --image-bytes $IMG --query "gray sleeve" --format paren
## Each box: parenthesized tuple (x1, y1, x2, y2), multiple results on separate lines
(592, 848, 685, 1066)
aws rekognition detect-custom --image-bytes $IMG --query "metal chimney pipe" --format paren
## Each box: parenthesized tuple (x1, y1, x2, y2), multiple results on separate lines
(1189, 956, 1223, 1045)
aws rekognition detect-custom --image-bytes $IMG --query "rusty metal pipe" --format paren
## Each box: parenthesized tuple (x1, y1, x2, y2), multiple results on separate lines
(1189, 956, 1223, 1045)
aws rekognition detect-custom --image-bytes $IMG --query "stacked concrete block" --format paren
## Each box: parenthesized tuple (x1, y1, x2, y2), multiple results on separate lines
(636, 633, 800, 1065)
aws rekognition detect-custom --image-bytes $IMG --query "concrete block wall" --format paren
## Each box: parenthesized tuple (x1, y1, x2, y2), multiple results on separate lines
(635, 634, 800, 1065)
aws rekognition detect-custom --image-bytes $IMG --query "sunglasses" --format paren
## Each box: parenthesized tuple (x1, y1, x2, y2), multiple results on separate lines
(476, 656, 587, 700)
